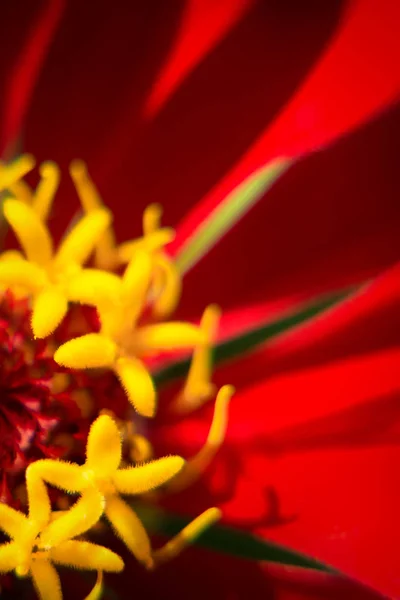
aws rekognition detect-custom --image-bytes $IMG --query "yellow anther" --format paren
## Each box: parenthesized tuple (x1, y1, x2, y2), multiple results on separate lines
(174, 304, 221, 414)
(168, 385, 234, 493)
(0, 154, 35, 191)
(32, 161, 60, 221)
(143, 203, 163, 236)
(151, 507, 221, 567)
(70, 159, 117, 269)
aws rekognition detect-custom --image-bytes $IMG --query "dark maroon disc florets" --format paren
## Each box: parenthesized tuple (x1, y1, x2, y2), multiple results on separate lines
(0, 291, 83, 505)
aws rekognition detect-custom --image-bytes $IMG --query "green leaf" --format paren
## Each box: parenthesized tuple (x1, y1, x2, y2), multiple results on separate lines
(154, 286, 355, 388)
(175, 159, 291, 275)
(135, 503, 335, 573)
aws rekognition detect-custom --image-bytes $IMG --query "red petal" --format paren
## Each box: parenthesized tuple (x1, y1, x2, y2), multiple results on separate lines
(144, 0, 254, 117)
(175, 105, 400, 318)
(0, 0, 65, 154)
(90, 545, 385, 600)
(156, 266, 400, 596)
(172, 0, 400, 257)
(214, 263, 400, 389)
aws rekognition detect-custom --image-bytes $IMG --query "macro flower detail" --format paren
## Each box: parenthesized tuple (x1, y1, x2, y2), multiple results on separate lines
(0, 291, 80, 505)
(70, 160, 182, 320)
(0, 464, 124, 600)
(54, 248, 207, 418)
(1, 2, 399, 596)
(0, 194, 111, 339)
(29, 413, 220, 569)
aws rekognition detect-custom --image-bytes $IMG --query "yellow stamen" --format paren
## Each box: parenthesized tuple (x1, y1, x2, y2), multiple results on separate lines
(104, 494, 153, 569)
(151, 253, 182, 318)
(66, 268, 122, 310)
(30, 558, 62, 600)
(28, 415, 187, 567)
(175, 304, 220, 414)
(54, 334, 118, 369)
(0, 259, 47, 291)
(117, 229, 175, 263)
(113, 456, 184, 495)
(32, 162, 60, 221)
(0, 154, 35, 191)
(3, 199, 53, 266)
(32, 286, 68, 338)
(86, 414, 122, 477)
(51, 540, 123, 573)
(69, 160, 102, 212)
(168, 385, 234, 493)
(39, 489, 104, 549)
(55, 208, 112, 268)
(70, 159, 117, 269)
(120, 250, 152, 324)
(114, 356, 156, 418)
(143, 203, 163, 236)
(152, 507, 221, 567)
(83, 571, 103, 600)
(134, 322, 205, 353)
(1, 170, 33, 204)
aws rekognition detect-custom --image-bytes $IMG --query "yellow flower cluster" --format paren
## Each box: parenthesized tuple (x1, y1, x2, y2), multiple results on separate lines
(0, 155, 234, 600)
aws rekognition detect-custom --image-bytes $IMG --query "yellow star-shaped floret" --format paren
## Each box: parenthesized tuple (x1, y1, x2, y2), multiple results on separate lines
(0, 198, 111, 338)
(71, 160, 181, 317)
(0, 464, 123, 600)
(29, 414, 185, 568)
(54, 250, 206, 416)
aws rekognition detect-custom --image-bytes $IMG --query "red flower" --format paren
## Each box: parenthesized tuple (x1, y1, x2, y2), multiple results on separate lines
(1, 1, 399, 599)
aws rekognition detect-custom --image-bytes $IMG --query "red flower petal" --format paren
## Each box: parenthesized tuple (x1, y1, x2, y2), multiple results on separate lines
(156, 266, 400, 596)
(0, 0, 65, 155)
(214, 263, 400, 389)
(176, 105, 400, 318)
(144, 0, 254, 117)
(78, 545, 386, 600)
(172, 0, 400, 257)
